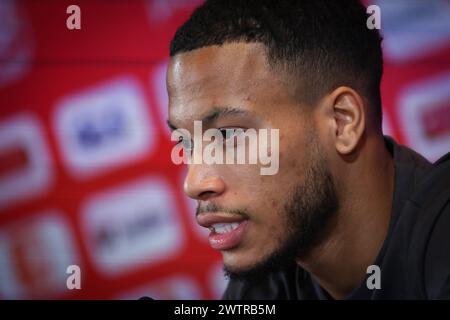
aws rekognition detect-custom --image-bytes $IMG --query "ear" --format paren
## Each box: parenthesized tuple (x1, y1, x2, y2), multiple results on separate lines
(330, 87, 366, 155)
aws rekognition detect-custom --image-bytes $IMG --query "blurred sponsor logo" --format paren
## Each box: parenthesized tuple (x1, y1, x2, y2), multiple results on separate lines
(0, 113, 52, 210)
(0, 211, 79, 299)
(0, 145, 29, 178)
(0, 0, 33, 87)
(399, 71, 450, 161)
(116, 275, 202, 300)
(81, 177, 184, 275)
(53, 77, 154, 179)
(421, 100, 450, 139)
(377, 0, 450, 61)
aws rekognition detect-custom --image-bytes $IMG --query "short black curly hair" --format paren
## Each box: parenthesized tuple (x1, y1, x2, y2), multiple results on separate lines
(170, 0, 383, 125)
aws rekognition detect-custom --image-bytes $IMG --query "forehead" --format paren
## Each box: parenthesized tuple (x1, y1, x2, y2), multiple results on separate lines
(167, 42, 295, 126)
(168, 42, 269, 93)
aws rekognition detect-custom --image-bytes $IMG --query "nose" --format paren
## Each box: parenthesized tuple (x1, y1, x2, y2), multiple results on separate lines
(183, 164, 226, 201)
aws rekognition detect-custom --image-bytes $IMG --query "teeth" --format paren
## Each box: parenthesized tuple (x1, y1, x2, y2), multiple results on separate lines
(211, 222, 240, 234)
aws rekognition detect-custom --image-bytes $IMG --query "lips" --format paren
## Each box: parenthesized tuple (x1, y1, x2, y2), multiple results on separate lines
(197, 213, 249, 250)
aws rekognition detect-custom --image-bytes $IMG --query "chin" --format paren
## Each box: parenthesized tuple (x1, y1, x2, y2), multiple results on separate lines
(222, 256, 274, 282)
(222, 247, 274, 274)
(221, 249, 258, 270)
(223, 261, 256, 278)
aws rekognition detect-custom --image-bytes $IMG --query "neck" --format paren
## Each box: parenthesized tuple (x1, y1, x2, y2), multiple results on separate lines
(296, 135, 395, 299)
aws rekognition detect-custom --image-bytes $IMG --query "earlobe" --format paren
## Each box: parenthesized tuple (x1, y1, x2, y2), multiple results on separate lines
(332, 87, 365, 155)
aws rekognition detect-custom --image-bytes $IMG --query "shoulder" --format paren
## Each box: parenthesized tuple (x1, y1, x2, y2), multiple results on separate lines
(412, 152, 450, 299)
(391, 150, 450, 298)
(424, 199, 450, 299)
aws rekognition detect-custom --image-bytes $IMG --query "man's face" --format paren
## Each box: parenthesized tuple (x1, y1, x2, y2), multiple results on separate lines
(167, 42, 338, 279)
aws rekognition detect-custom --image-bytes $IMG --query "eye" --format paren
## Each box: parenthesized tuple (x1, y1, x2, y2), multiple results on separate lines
(176, 135, 193, 152)
(219, 128, 245, 141)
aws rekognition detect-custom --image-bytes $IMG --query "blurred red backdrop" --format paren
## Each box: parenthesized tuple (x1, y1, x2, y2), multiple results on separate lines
(0, 0, 449, 299)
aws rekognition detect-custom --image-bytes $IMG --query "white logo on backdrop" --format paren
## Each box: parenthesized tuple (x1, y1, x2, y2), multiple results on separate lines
(53, 77, 154, 179)
(0, 211, 79, 299)
(377, 0, 450, 62)
(398, 71, 450, 161)
(0, 113, 52, 209)
(81, 176, 185, 275)
(0, 0, 33, 87)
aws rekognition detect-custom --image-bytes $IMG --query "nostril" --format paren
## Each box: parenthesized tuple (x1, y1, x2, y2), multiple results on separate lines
(198, 190, 218, 200)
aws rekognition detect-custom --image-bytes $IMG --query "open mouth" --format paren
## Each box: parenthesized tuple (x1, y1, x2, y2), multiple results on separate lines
(209, 222, 240, 234)
(207, 220, 249, 250)
(197, 212, 250, 251)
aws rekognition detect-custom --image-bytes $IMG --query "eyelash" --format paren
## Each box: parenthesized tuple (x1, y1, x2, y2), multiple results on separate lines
(176, 135, 193, 151)
(176, 127, 246, 151)
(219, 127, 244, 140)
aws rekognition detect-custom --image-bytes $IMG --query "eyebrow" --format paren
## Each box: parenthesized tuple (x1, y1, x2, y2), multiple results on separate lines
(166, 106, 249, 131)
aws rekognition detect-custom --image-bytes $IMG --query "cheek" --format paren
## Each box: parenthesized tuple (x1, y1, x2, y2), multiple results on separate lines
(216, 142, 304, 214)
(219, 162, 263, 189)
(247, 178, 289, 225)
(218, 164, 283, 212)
